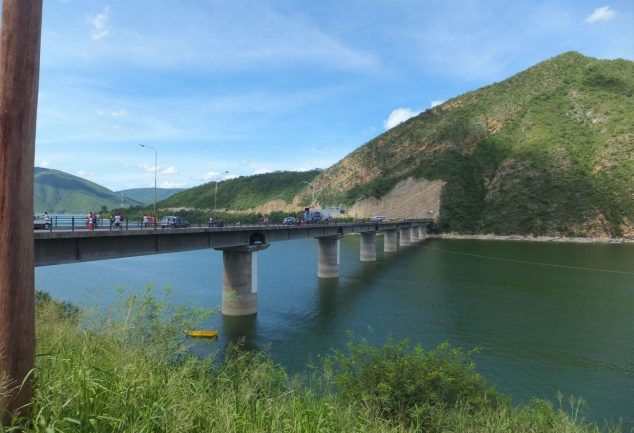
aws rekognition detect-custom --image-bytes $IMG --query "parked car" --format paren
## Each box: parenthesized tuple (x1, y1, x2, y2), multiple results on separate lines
(34, 215, 50, 230)
(371, 215, 387, 222)
(282, 216, 299, 225)
(160, 216, 190, 228)
(208, 217, 224, 227)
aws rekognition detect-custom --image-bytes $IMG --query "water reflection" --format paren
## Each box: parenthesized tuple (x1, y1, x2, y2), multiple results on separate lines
(221, 314, 259, 351)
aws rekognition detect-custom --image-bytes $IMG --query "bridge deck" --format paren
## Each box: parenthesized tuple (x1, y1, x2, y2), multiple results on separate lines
(34, 220, 433, 266)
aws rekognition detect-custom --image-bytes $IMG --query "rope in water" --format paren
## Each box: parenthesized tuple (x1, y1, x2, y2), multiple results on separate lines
(415, 244, 634, 276)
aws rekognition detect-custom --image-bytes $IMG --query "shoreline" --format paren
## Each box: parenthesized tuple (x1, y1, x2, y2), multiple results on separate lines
(428, 233, 634, 244)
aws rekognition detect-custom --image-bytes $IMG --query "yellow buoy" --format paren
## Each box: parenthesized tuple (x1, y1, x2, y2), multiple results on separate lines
(186, 330, 219, 339)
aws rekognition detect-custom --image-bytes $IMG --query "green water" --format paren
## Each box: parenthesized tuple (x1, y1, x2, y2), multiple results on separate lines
(36, 237, 634, 426)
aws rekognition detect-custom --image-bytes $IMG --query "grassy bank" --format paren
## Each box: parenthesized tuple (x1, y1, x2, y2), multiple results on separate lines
(2, 290, 624, 432)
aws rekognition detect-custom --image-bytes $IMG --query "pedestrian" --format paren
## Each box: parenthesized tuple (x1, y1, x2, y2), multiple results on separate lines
(143, 214, 148, 228)
(114, 213, 121, 229)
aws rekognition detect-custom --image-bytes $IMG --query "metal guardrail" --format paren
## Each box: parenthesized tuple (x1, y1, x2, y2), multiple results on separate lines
(34, 215, 434, 233)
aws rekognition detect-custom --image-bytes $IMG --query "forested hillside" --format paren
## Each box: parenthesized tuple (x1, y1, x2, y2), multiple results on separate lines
(309, 52, 634, 237)
(159, 170, 321, 211)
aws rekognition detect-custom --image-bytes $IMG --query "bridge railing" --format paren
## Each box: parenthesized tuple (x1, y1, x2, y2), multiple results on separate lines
(34, 215, 433, 233)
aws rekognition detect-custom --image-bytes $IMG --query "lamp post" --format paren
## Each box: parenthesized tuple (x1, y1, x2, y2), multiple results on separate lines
(302, 181, 315, 205)
(138, 144, 157, 225)
(215, 170, 229, 211)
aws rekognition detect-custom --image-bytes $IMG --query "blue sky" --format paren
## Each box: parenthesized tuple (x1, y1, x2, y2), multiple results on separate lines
(35, 0, 633, 191)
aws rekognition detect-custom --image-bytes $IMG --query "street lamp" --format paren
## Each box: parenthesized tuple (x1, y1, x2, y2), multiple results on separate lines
(138, 144, 157, 226)
(215, 170, 229, 211)
(302, 181, 315, 205)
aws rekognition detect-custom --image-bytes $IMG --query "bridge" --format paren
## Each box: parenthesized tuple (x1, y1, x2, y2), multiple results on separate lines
(35, 219, 433, 316)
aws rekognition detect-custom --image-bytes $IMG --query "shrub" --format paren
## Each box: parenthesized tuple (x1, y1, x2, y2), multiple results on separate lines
(321, 337, 504, 425)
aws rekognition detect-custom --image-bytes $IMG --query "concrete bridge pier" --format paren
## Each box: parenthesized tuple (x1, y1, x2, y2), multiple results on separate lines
(220, 243, 270, 316)
(360, 231, 377, 261)
(410, 225, 420, 243)
(384, 229, 397, 253)
(419, 225, 427, 240)
(399, 227, 411, 247)
(318, 235, 341, 278)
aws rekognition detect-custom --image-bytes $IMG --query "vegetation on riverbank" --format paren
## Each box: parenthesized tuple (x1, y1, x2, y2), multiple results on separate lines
(2, 291, 623, 432)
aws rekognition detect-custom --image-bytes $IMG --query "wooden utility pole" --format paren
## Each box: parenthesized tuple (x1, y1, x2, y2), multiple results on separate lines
(0, 0, 43, 416)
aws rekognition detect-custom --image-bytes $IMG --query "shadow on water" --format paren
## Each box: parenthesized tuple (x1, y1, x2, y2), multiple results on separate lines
(316, 278, 339, 317)
(221, 314, 259, 351)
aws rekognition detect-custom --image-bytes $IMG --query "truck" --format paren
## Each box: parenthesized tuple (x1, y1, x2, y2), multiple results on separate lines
(303, 210, 324, 224)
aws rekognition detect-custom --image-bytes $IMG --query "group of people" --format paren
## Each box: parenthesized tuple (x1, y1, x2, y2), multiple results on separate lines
(110, 213, 124, 230)
(85, 212, 100, 231)
(142, 214, 157, 228)
(81, 212, 158, 230)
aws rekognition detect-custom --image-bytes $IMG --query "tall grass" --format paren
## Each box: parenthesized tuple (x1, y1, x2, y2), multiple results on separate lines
(1, 291, 624, 432)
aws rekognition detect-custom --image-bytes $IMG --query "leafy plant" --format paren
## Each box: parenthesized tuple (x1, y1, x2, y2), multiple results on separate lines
(321, 336, 503, 425)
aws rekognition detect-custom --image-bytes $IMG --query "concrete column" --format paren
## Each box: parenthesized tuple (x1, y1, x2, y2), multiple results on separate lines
(399, 227, 411, 247)
(410, 225, 420, 243)
(419, 225, 427, 240)
(360, 232, 376, 262)
(318, 235, 341, 278)
(221, 244, 269, 316)
(384, 229, 397, 253)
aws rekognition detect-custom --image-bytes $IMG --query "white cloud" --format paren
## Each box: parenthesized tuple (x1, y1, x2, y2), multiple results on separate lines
(88, 6, 110, 40)
(77, 169, 94, 177)
(158, 166, 178, 175)
(160, 181, 188, 188)
(57, 3, 378, 73)
(430, 100, 445, 108)
(97, 108, 126, 117)
(253, 168, 272, 175)
(38, 160, 50, 168)
(585, 6, 617, 24)
(138, 163, 177, 175)
(138, 163, 156, 173)
(203, 170, 231, 181)
(203, 171, 221, 181)
(384, 108, 421, 130)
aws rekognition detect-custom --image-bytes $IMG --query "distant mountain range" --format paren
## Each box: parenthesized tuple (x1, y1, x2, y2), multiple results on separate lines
(114, 187, 185, 205)
(34, 167, 183, 213)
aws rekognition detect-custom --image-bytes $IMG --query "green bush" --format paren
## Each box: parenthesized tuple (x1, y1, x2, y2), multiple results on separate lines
(321, 337, 504, 425)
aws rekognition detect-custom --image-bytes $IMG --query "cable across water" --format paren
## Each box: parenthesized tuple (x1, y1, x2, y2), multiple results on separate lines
(416, 244, 634, 276)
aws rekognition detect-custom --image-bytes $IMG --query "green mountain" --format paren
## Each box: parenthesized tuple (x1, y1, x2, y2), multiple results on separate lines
(34, 167, 144, 213)
(117, 188, 184, 205)
(309, 52, 634, 237)
(159, 170, 322, 211)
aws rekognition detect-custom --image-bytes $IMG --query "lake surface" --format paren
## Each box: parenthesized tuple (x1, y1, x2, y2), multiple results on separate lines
(36, 236, 634, 426)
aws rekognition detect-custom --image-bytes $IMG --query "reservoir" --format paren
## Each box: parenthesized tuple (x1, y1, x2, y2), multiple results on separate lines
(36, 236, 634, 426)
